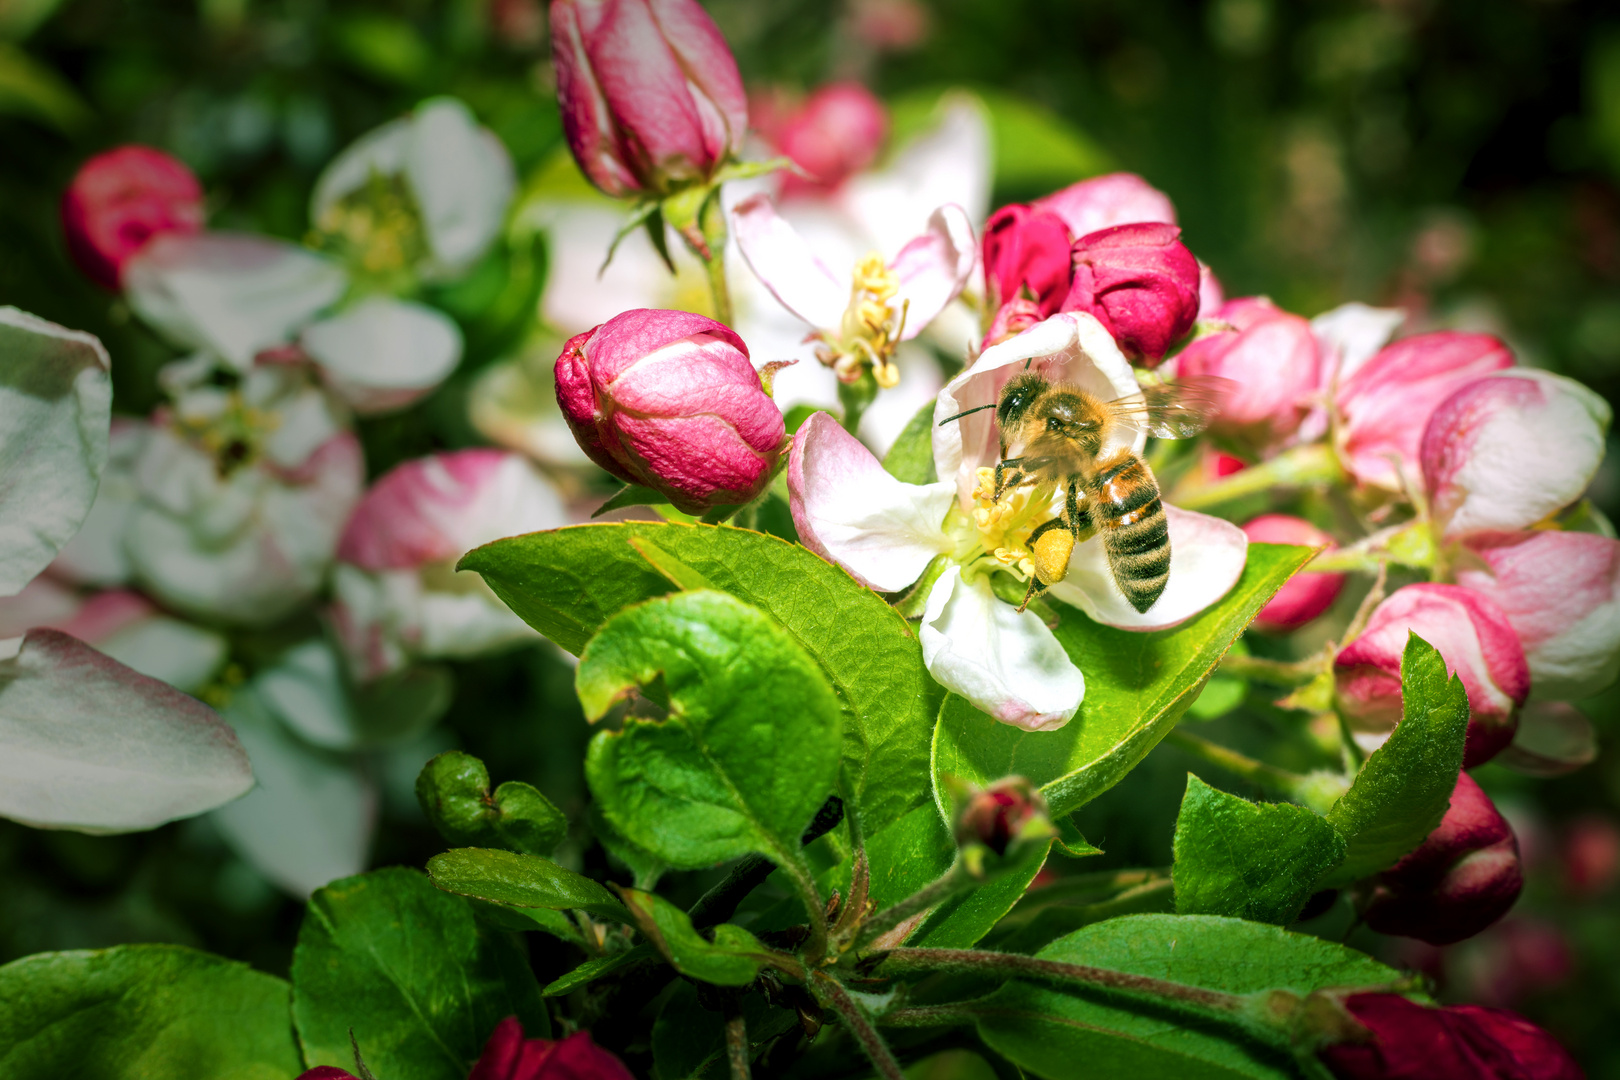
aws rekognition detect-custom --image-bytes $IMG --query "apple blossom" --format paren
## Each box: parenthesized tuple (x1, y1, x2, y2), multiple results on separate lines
(469, 1016, 635, 1080)
(1063, 222, 1201, 364)
(758, 82, 888, 196)
(555, 309, 786, 512)
(789, 314, 1248, 730)
(1332, 331, 1513, 492)
(1335, 584, 1530, 768)
(1174, 297, 1323, 449)
(1031, 172, 1177, 238)
(1360, 771, 1524, 945)
(332, 449, 569, 681)
(1241, 515, 1344, 631)
(61, 146, 205, 290)
(1320, 993, 1582, 1080)
(733, 192, 976, 389)
(550, 0, 747, 198)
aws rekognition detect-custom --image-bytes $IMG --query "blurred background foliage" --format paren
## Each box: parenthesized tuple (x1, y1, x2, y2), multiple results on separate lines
(4, 0, 1620, 1075)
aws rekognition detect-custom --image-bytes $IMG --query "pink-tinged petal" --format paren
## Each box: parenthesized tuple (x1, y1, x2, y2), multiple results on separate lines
(1333, 331, 1513, 492)
(0, 628, 252, 833)
(981, 202, 1075, 317)
(302, 297, 463, 415)
(1196, 261, 1223, 318)
(645, 0, 749, 162)
(1311, 301, 1404, 385)
(858, 343, 944, 458)
(0, 308, 112, 596)
(788, 411, 953, 592)
(1175, 297, 1322, 449)
(1422, 370, 1611, 539)
(890, 203, 977, 340)
(1454, 530, 1620, 701)
(1496, 701, 1597, 778)
(49, 419, 149, 588)
(1047, 506, 1248, 631)
(732, 193, 849, 330)
(550, 0, 641, 196)
(767, 82, 888, 195)
(1033, 172, 1177, 237)
(1242, 514, 1345, 631)
(920, 565, 1084, 731)
(934, 313, 1140, 504)
(0, 575, 86, 636)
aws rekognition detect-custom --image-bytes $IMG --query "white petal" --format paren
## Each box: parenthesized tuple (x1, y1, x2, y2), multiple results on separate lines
(302, 297, 463, 415)
(0, 308, 112, 596)
(1496, 701, 1597, 777)
(468, 356, 593, 467)
(920, 565, 1083, 731)
(1047, 505, 1249, 631)
(0, 628, 252, 833)
(933, 313, 1140, 503)
(311, 116, 410, 227)
(1311, 302, 1405, 384)
(732, 193, 850, 331)
(415, 588, 539, 658)
(405, 98, 516, 275)
(98, 616, 228, 693)
(857, 343, 945, 459)
(255, 639, 360, 750)
(242, 365, 349, 470)
(530, 200, 679, 335)
(788, 411, 954, 592)
(124, 233, 348, 370)
(890, 204, 977, 340)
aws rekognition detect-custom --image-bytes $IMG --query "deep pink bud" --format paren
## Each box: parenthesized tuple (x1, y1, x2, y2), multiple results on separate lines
(1242, 514, 1345, 631)
(1062, 222, 1201, 364)
(1360, 772, 1523, 945)
(1032, 172, 1177, 238)
(766, 82, 887, 196)
(61, 146, 204, 290)
(1563, 815, 1620, 897)
(954, 777, 1050, 857)
(295, 1070, 360, 1080)
(554, 309, 785, 513)
(1176, 297, 1322, 447)
(1321, 994, 1582, 1080)
(550, 0, 747, 197)
(1332, 331, 1513, 492)
(471, 1016, 635, 1080)
(1335, 584, 1530, 768)
(982, 203, 1075, 318)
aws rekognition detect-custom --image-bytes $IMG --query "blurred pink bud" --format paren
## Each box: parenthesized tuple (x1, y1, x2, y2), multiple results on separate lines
(1321, 993, 1582, 1080)
(1335, 584, 1530, 768)
(849, 0, 930, 50)
(1062, 222, 1201, 364)
(61, 146, 205, 290)
(1459, 918, 1576, 1008)
(554, 309, 785, 513)
(767, 82, 888, 196)
(1332, 331, 1513, 492)
(1422, 370, 1611, 541)
(954, 777, 1050, 857)
(1176, 297, 1322, 448)
(1360, 772, 1523, 945)
(1196, 262, 1224, 318)
(1563, 815, 1620, 898)
(1453, 530, 1620, 701)
(550, 0, 747, 198)
(295, 1071, 360, 1080)
(982, 203, 1075, 318)
(1242, 515, 1345, 631)
(1032, 172, 1177, 238)
(470, 1016, 635, 1080)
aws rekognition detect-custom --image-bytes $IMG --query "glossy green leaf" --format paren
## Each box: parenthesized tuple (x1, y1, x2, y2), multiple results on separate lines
(934, 544, 1315, 817)
(416, 751, 568, 858)
(883, 400, 940, 485)
(466, 899, 586, 945)
(1322, 634, 1469, 885)
(1172, 775, 1347, 925)
(0, 944, 300, 1079)
(984, 870, 1175, 955)
(541, 944, 658, 998)
(426, 847, 629, 923)
(909, 839, 1053, 949)
(461, 521, 943, 833)
(579, 590, 843, 871)
(619, 888, 775, 987)
(292, 868, 548, 1079)
(976, 914, 1402, 1080)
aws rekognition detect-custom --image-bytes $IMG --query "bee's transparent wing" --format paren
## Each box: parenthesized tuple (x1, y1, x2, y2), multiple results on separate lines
(1109, 376, 1233, 439)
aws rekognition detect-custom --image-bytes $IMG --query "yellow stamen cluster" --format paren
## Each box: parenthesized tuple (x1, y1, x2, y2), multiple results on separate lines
(308, 171, 428, 283)
(815, 250, 907, 388)
(173, 391, 283, 477)
(968, 466, 1055, 582)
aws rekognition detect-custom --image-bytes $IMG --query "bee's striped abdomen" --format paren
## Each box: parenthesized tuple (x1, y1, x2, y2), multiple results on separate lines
(1090, 452, 1170, 614)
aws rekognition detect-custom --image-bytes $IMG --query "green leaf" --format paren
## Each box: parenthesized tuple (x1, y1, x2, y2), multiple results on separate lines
(652, 981, 800, 1080)
(0, 42, 90, 132)
(541, 944, 658, 998)
(592, 483, 670, 518)
(416, 751, 568, 857)
(1322, 634, 1469, 885)
(984, 870, 1175, 955)
(292, 868, 548, 1079)
(466, 899, 586, 945)
(579, 590, 843, 870)
(426, 847, 630, 923)
(933, 544, 1315, 817)
(1172, 775, 1347, 925)
(0, 944, 300, 1079)
(976, 914, 1402, 1080)
(883, 400, 940, 485)
(619, 889, 775, 987)
(461, 522, 943, 833)
(909, 839, 1053, 949)
(589, 802, 669, 890)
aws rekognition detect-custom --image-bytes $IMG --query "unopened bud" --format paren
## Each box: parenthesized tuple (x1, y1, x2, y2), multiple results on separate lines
(1319, 993, 1580, 1080)
(61, 146, 205, 290)
(1062, 222, 1201, 365)
(1175, 298, 1323, 449)
(954, 776, 1052, 858)
(1242, 515, 1345, 631)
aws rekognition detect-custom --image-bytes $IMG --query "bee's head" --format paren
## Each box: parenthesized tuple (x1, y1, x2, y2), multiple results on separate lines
(996, 372, 1047, 430)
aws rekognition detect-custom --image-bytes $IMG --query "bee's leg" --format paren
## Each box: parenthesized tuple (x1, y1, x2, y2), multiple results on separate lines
(993, 457, 1025, 500)
(1065, 479, 1096, 541)
(1020, 517, 1071, 613)
(1017, 577, 1048, 614)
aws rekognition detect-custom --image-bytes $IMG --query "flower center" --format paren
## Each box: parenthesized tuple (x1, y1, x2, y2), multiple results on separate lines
(814, 251, 908, 388)
(171, 386, 283, 476)
(947, 467, 1061, 583)
(309, 170, 429, 288)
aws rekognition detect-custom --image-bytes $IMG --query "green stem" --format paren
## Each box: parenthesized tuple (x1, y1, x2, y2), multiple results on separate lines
(699, 192, 733, 326)
(855, 860, 970, 949)
(1218, 652, 1324, 687)
(1169, 443, 1344, 513)
(837, 372, 878, 435)
(811, 971, 907, 1080)
(724, 1010, 751, 1080)
(1165, 729, 1313, 802)
(781, 849, 830, 965)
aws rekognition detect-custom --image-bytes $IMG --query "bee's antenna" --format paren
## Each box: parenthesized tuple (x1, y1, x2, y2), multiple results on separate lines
(936, 403, 997, 427)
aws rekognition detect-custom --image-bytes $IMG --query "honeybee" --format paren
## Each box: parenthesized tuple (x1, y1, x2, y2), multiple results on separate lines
(945, 372, 1228, 614)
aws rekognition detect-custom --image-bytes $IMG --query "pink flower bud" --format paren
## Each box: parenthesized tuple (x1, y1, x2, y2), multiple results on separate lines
(764, 82, 888, 196)
(1321, 994, 1581, 1080)
(470, 1016, 635, 1080)
(1031, 172, 1177, 238)
(1563, 815, 1620, 898)
(954, 777, 1050, 857)
(1062, 222, 1201, 364)
(982, 203, 1075, 318)
(550, 0, 747, 198)
(1335, 584, 1530, 768)
(1360, 772, 1523, 945)
(554, 309, 785, 513)
(1241, 515, 1345, 631)
(296, 1071, 360, 1080)
(1175, 297, 1322, 447)
(61, 146, 205, 290)
(1332, 331, 1513, 492)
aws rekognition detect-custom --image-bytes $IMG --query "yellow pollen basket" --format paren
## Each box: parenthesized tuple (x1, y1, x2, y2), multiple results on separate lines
(969, 466, 1055, 582)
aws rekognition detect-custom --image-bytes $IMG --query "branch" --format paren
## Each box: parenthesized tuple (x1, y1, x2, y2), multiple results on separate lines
(689, 795, 844, 930)
(811, 971, 907, 1080)
(725, 1009, 751, 1080)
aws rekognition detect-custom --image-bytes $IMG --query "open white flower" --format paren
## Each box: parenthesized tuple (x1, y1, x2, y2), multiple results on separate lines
(790, 313, 1249, 731)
